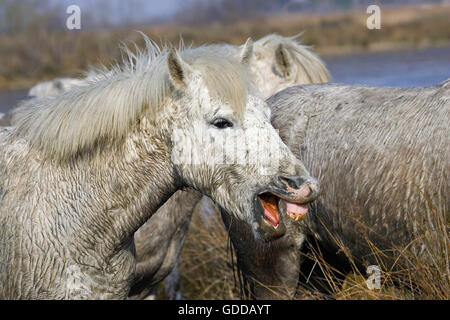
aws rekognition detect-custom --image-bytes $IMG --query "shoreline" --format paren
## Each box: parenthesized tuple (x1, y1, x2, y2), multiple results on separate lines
(1, 4, 449, 90)
(319, 41, 450, 57)
(2, 43, 449, 91)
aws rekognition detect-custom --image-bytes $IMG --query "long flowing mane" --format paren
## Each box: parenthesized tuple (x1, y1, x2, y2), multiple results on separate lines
(11, 35, 251, 161)
(255, 33, 330, 84)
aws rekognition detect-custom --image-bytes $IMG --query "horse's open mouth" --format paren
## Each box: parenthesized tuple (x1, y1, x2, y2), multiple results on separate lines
(258, 192, 309, 228)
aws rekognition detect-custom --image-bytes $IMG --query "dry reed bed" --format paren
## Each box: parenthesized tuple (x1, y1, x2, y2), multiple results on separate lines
(174, 193, 449, 300)
(1, 5, 450, 89)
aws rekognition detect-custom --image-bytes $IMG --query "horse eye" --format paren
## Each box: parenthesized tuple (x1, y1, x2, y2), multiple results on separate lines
(211, 118, 233, 129)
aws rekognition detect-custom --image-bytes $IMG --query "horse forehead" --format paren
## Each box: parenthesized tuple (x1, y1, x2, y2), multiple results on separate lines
(251, 55, 272, 74)
(242, 104, 271, 127)
(247, 94, 268, 111)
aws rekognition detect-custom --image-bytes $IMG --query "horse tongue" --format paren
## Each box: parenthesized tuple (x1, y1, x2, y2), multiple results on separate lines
(284, 201, 308, 219)
(260, 195, 280, 227)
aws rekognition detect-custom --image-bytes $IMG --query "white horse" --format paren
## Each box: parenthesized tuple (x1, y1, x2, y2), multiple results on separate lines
(28, 78, 85, 98)
(3, 33, 329, 299)
(131, 33, 330, 299)
(0, 36, 319, 299)
(250, 33, 330, 97)
(227, 81, 450, 298)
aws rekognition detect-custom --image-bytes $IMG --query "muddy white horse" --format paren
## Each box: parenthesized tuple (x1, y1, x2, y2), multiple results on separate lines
(129, 34, 330, 299)
(224, 81, 450, 299)
(0, 37, 320, 299)
(1, 34, 329, 299)
(28, 78, 85, 98)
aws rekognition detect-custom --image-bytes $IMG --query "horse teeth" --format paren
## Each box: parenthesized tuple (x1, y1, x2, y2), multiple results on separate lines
(288, 213, 306, 221)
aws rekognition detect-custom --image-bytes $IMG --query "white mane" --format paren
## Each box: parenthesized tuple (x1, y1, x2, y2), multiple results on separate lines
(12, 36, 252, 161)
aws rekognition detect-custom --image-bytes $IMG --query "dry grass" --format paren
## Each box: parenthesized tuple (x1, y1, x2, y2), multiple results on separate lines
(1, 4, 450, 89)
(173, 192, 449, 300)
(175, 203, 241, 300)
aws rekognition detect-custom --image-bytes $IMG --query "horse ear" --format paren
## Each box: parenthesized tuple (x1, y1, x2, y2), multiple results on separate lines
(240, 38, 254, 65)
(167, 48, 192, 89)
(275, 43, 292, 77)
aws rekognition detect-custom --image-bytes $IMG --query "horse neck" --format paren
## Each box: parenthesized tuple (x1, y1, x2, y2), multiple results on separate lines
(116, 129, 179, 232)
(66, 122, 180, 264)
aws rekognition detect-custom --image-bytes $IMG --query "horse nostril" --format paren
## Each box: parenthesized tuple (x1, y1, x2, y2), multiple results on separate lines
(278, 175, 308, 190)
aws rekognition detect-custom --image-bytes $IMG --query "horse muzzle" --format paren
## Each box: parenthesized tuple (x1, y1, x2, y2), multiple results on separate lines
(252, 175, 319, 242)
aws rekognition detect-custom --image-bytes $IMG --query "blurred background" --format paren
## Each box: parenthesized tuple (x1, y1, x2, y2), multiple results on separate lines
(1, 1, 450, 94)
(0, 0, 449, 299)
(1, 0, 450, 112)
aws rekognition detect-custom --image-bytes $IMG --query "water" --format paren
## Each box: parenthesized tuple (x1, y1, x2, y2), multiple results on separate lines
(0, 89, 28, 115)
(0, 46, 449, 115)
(323, 46, 450, 87)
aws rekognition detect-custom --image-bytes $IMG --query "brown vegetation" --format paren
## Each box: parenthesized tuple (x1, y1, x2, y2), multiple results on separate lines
(172, 195, 449, 300)
(1, 5, 450, 89)
(175, 203, 240, 300)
